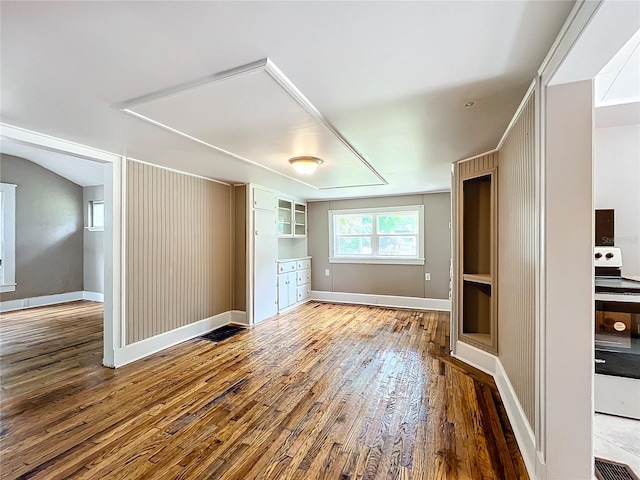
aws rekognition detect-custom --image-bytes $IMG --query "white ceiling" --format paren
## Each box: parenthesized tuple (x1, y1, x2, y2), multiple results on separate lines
(0, 1, 575, 200)
(0, 141, 105, 187)
(595, 29, 640, 107)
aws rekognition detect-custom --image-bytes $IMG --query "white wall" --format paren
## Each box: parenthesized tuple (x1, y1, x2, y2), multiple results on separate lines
(83, 185, 104, 294)
(594, 123, 640, 276)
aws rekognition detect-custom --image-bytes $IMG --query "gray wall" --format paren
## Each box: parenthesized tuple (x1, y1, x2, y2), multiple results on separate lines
(308, 192, 451, 299)
(83, 184, 104, 294)
(0, 154, 84, 301)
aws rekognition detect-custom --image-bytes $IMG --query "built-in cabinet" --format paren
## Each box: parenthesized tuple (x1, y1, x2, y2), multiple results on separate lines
(277, 257, 311, 311)
(251, 187, 279, 324)
(249, 184, 310, 324)
(277, 197, 307, 238)
(454, 155, 498, 354)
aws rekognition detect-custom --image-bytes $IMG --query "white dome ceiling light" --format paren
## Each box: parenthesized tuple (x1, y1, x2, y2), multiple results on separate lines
(289, 156, 323, 175)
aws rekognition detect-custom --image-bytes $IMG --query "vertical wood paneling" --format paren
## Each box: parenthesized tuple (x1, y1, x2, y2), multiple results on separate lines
(234, 185, 247, 310)
(497, 93, 536, 428)
(126, 161, 231, 345)
(458, 151, 498, 178)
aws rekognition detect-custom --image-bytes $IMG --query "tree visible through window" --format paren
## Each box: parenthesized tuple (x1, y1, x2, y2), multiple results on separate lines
(330, 206, 424, 264)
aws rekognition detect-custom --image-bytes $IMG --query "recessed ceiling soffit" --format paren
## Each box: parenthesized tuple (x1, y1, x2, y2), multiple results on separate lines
(116, 58, 388, 190)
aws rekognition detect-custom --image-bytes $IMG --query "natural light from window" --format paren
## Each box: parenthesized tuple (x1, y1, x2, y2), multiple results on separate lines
(329, 205, 424, 265)
(89, 200, 104, 230)
(0, 183, 17, 292)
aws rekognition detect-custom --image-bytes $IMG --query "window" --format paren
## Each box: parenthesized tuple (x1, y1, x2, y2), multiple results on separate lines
(329, 205, 424, 264)
(0, 183, 17, 293)
(88, 200, 104, 230)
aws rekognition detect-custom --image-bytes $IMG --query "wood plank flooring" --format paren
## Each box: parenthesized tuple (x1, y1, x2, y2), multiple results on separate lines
(0, 301, 528, 479)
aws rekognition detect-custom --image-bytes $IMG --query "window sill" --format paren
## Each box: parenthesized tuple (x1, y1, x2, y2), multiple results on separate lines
(85, 227, 104, 232)
(0, 284, 17, 293)
(329, 257, 425, 266)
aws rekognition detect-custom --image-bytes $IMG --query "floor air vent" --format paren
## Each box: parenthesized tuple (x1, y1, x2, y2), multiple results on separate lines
(201, 326, 245, 343)
(595, 458, 639, 480)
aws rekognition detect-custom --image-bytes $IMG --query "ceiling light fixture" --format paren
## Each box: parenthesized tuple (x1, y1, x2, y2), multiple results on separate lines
(289, 156, 323, 175)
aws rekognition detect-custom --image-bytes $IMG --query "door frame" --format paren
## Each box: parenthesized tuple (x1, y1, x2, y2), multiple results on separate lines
(0, 123, 124, 367)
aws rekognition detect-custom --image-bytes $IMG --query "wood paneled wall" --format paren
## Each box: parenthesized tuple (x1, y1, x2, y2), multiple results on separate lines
(458, 151, 498, 177)
(497, 93, 536, 427)
(233, 185, 247, 311)
(125, 160, 231, 345)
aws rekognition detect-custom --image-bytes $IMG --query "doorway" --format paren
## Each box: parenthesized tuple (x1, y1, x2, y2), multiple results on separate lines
(0, 124, 123, 367)
(540, 1, 640, 477)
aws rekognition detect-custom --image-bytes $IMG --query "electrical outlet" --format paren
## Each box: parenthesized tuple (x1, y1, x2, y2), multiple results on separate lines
(425, 273, 431, 281)
(325, 269, 330, 276)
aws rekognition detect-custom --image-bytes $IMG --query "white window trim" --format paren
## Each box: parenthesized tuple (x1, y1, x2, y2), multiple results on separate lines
(0, 183, 17, 293)
(87, 199, 105, 232)
(328, 205, 425, 265)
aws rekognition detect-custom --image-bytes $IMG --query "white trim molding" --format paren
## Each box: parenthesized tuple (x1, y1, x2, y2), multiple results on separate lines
(229, 310, 249, 326)
(494, 358, 538, 480)
(117, 58, 387, 191)
(0, 123, 124, 371)
(0, 291, 103, 312)
(311, 290, 450, 311)
(453, 341, 538, 480)
(113, 310, 239, 368)
(0, 183, 17, 293)
(83, 291, 105, 302)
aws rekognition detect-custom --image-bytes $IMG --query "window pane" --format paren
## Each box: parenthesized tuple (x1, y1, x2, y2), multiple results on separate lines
(378, 236, 417, 256)
(377, 213, 417, 234)
(91, 201, 104, 228)
(337, 236, 372, 255)
(0, 192, 4, 279)
(336, 214, 373, 235)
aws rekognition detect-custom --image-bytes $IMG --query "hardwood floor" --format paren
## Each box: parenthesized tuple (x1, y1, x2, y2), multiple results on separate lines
(0, 301, 528, 479)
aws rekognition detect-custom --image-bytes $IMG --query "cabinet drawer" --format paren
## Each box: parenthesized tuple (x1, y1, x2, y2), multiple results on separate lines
(297, 285, 311, 302)
(296, 268, 311, 286)
(277, 261, 297, 274)
(253, 187, 276, 211)
(296, 259, 311, 270)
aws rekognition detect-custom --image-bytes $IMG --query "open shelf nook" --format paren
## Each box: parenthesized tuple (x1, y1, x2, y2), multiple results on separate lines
(455, 154, 498, 354)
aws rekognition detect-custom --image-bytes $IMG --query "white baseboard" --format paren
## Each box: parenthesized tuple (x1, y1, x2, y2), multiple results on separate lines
(83, 291, 104, 302)
(0, 291, 105, 311)
(453, 340, 537, 480)
(229, 310, 248, 326)
(310, 290, 451, 311)
(494, 358, 537, 480)
(452, 340, 496, 375)
(113, 310, 235, 368)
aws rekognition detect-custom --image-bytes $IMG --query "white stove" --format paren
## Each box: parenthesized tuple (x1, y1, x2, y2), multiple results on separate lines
(594, 246, 640, 420)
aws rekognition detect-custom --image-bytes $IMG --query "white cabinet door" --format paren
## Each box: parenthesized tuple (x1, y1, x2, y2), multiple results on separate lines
(277, 272, 296, 310)
(253, 187, 276, 211)
(277, 274, 288, 310)
(286, 272, 297, 307)
(253, 209, 277, 323)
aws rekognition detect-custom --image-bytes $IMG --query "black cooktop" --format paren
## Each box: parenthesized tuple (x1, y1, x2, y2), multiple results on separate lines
(595, 276, 640, 295)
